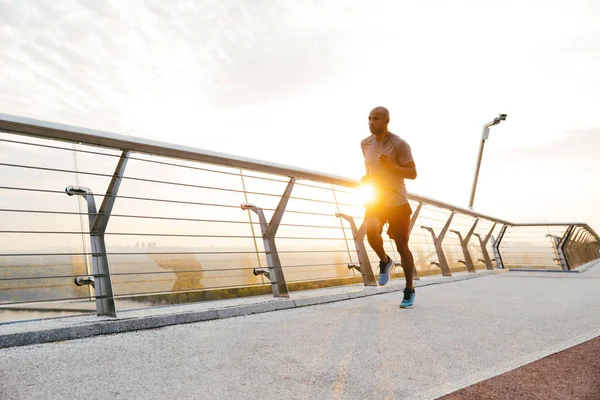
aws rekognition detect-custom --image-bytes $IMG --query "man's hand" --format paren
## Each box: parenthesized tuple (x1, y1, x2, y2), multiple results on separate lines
(377, 155, 417, 180)
(361, 175, 371, 184)
(378, 153, 393, 168)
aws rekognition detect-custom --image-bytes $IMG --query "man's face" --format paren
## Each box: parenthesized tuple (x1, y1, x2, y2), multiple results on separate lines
(368, 109, 388, 134)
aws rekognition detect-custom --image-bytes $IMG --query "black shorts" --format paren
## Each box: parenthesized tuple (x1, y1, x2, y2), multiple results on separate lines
(365, 203, 412, 243)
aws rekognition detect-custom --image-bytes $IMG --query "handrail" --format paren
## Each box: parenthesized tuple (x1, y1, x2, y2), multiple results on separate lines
(0, 113, 513, 225)
(0, 113, 353, 187)
(511, 223, 600, 243)
(1, 112, 598, 247)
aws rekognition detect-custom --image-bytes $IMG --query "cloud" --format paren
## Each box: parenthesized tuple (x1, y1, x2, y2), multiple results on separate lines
(492, 126, 600, 161)
(136, 1, 364, 107)
(0, 0, 368, 135)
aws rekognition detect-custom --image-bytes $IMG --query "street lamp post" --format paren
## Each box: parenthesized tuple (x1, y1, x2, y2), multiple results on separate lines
(468, 114, 507, 209)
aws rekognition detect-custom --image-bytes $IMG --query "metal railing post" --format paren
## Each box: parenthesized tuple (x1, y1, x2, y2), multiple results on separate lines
(589, 234, 599, 262)
(335, 215, 377, 286)
(421, 211, 455, 276)
(474, 223, 496, 270)
(568, 229, 585, 267)
(492, 224, 508, 269)
(564, 229, 576, 268)
(585, 225, 600, 245)
(579, 231, 590, 263)
(241, 178, 295, 297)
(590, 233, 600, 261)
(576, 231, 588, 264)
(592, 234, 600, 261)
(584, 232, 597, 262)
(65, 150, 129, 317)
(451, 218, 478, 273)
(557, 225, 574, 270)
(547, 234, 561, 268)
(581, 232, 594, 264)
(406, 202, 423, 280)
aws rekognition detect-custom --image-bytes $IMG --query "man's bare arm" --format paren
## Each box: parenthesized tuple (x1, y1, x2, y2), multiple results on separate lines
(378, 155, 417, 180)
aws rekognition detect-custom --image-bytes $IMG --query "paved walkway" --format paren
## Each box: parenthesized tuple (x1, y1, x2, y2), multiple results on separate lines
(1, 262, 599, 399)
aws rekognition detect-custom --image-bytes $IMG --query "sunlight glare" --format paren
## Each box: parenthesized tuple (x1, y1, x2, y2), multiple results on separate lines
(357, 183, 376, 205)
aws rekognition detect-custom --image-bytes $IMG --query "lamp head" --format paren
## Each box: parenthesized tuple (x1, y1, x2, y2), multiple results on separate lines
(493, 114, 507, 125)
(65, 185, 92, 196)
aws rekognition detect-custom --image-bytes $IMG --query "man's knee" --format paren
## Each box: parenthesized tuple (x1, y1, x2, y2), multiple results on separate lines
(366, 229, 382, 243)
(365, 218, 383, 239)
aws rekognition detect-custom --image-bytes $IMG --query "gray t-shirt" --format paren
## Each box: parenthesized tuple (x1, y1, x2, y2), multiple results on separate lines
(361, 132, 414, 206)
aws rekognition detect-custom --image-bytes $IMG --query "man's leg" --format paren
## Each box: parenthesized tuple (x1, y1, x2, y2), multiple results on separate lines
(390, 205, 417, 307)
(365, 214, 394, 286)
(389, 205, 415, 289)
(396, 238, 415, 290)
(365, 216, 387, 262)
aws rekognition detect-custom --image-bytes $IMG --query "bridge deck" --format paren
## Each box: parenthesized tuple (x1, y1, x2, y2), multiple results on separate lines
(1, 262, 599, 400)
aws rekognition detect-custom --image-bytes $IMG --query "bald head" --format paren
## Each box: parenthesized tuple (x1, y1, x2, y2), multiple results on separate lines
(368, 106, 390, 135)
(370, 106, 390, 121)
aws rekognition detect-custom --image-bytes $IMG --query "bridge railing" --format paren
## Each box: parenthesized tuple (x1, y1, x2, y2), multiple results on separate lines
(1, 113, 598, 319)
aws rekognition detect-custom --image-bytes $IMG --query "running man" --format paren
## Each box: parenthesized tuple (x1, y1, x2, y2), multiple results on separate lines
(361, 106, 417, 308)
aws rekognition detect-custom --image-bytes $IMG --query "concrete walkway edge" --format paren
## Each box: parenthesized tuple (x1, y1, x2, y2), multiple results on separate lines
(1, 270, 506, 348)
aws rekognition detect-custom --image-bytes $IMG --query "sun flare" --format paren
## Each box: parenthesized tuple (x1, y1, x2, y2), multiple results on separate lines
(357, 183, 376, 205)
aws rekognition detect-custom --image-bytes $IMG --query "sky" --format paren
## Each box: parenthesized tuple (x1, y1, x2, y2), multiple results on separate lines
(1, 0, 599, 232)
